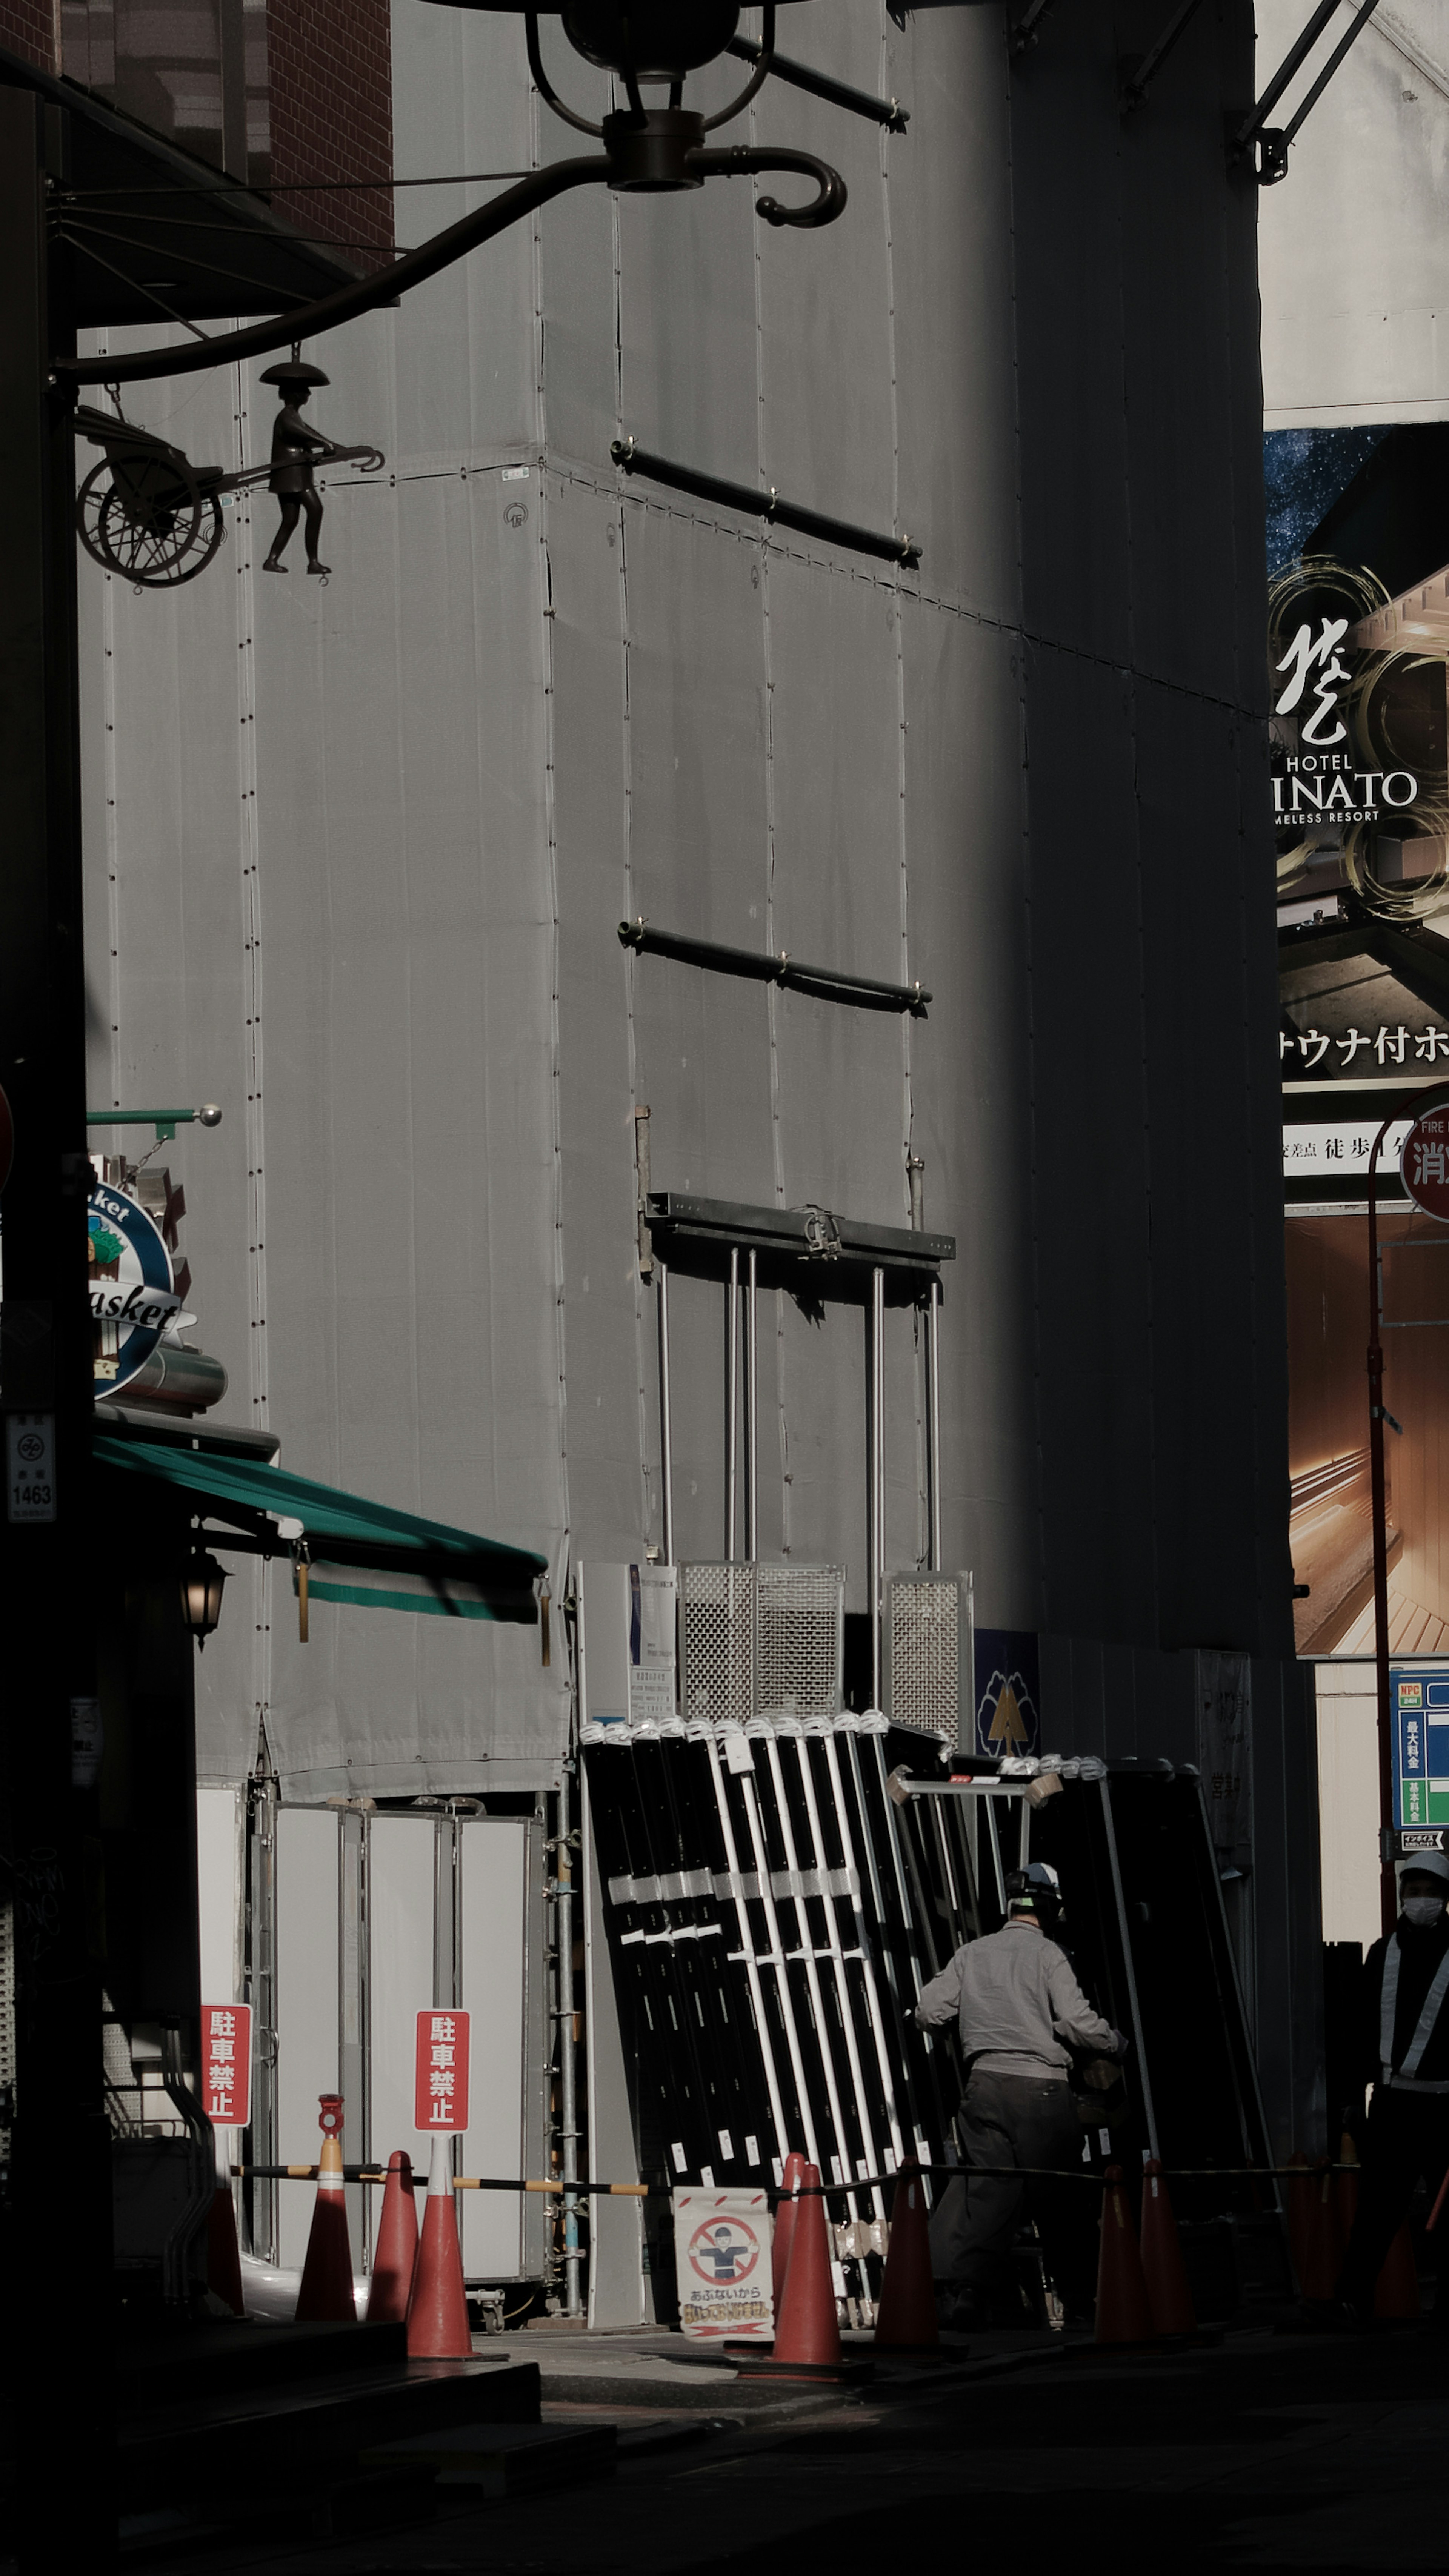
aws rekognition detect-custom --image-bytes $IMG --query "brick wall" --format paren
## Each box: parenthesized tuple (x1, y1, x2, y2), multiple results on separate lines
(266, 0, 393, 264)
(0, 2, 58, 73)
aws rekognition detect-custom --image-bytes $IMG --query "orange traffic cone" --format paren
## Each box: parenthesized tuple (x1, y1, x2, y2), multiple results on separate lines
(773, 2163, 841, 2365)
(206, 2178, 245, 2318)
(772, 2152, 806, 2316)
(406, 2135, 472, 2358)
(366, 2151, 419, 2325)
(1139, 2160, 1195, 2337)
(1374, 2221, 1421, 2320)
(874, 2158, 938, 2348)
(1334, 2132, 1360, 2251)
(1299, 2160, 1341, 2301)
(1095, 2166, 1155, 2345)
(1284, 2150, 1313, 2287)
(295, 2094, 356, 2322)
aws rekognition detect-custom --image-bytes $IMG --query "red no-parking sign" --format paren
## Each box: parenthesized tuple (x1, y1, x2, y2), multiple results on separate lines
(202, 2003, 252, 2127)
(415, 2008, 470, 2133)
(1402, 1107, 1449, 1222)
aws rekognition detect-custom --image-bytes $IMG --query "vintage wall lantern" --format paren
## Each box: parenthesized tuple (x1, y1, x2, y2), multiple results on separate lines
(179, 1548, 228, 1646)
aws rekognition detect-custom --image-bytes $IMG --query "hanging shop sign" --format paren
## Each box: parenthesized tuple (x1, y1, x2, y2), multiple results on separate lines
(88, 1180, 183, 1392)
(202, 2003, 253, 2128)
(673, 2187, 773, 2341)
(1401, 1107, 1449, 1223)
(415, 2007, 471, 2133)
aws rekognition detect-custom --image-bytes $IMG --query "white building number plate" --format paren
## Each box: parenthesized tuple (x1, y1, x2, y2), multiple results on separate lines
(6, 1412, 56, 1522)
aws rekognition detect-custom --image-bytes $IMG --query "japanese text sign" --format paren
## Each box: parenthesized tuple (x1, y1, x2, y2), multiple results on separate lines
(202, 2003, 252, 2129)
(1392, 1670, 1449, 1827)
(1402, 1110, 1449, 1224)
(415, 2008, 470, 2133)
(673, 2189, 773, 2340)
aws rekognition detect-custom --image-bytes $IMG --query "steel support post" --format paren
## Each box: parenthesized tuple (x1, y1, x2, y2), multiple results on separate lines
(0, 89, 115, 2570)
(555, 1763, 582, 2315)
(868, 1270, 885, 1704)
(744, 1248, 758, 1562)
(657, 1262, 674, 1564)
(925, 1281, 941, 1573)
(725, 1248, 739, 1560)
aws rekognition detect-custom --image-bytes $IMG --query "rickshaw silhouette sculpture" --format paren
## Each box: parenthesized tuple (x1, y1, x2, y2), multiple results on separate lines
(72, 355, 382, 588)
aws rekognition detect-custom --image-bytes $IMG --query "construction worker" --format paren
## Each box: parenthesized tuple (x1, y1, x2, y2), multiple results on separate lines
(915, 1861, 1128, 2327)
(1334, 1853, 1449, 2323)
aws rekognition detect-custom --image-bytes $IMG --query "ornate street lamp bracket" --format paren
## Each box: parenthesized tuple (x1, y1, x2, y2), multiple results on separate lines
(55, 5, 847, 392)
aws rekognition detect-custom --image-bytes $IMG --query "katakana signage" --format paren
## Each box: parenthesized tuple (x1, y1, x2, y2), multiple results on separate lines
(89, 1179, 183, 1393)
(1401, 1108, 1449, 1222)
(1282, 1027, 1449, 1073)
(415, 2008, 470, 2133)
(202, 2003, 252, 2128)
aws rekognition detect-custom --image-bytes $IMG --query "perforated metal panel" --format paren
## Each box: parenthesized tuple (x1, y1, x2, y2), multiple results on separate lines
(678, 1562, 754, 1727)
(884, 1574, 971, 1741)
(679, 1563, 845, 1723)
(755, 1564, 845, 1718)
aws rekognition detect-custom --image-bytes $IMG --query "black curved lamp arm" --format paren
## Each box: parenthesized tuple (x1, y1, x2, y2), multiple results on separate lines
(58, 152, 610, 387)
(688, 143, 847, 229)
(525, 9, 604, 138)
(701, 4, 776, 131)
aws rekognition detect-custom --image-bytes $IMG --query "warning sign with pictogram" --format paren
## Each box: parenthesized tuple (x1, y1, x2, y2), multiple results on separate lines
(974, 1629, 1041, 1761)
(415, 2008, 471, 2132)
(202, 2003, 252, 2129)
(674, 2189, 773, 2340)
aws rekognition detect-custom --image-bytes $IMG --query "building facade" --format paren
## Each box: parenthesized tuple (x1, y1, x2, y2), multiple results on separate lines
(35, 0, 1318, 2296)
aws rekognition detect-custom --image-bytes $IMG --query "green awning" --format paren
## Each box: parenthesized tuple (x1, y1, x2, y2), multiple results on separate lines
(92, 1432, 545, 1624)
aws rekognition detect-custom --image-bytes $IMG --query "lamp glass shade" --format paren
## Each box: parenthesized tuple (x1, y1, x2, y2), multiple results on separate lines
(181, 1551, 228, 1643)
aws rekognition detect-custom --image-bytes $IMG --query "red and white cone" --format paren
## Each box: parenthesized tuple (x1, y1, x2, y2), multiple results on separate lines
(773, 2163, 841, 2366)
(1094, 2166, 1155, 2345)
(366, 2150, 419, 2326)
(406, 2135, 472, 2358)
(1138, 2159, 1195, 2337)
(772, 2152, 806, 2317)
(295, 2094, 356, 2323)
(874, 2158, 938, 2348)
(1374, 2221, 1421, 2320)
(206, 2144, 245, 2319)
(1299, 2160, 1342, 2302)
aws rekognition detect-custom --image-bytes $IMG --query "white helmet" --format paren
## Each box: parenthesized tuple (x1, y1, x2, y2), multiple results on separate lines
(1396, 1849, 1449, 1895)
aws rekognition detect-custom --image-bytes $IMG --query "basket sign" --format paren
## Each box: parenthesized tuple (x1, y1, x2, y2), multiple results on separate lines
(673, 2188, 773, 2340)
(1401, 1108, 1449, 1223)
(202, 2003, 252, 2128)
(415, 2008, 470, 2132)
(89, 1180, 183, 1393)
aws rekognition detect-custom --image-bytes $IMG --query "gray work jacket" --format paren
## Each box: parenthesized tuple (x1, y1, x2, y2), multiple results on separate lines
(914, 1922, 1120, 2081)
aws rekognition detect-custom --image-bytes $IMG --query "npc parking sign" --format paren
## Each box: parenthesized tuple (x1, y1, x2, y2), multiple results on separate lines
(1392, 1669, 1449, 1827)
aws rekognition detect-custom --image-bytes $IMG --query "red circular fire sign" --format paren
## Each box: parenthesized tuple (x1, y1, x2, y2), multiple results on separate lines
(1401, 1107, 1449, 1222)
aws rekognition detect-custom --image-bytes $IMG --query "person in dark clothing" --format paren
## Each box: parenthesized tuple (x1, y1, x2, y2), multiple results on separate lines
(915, 1863, 1127, 2327)
(1335, 1855, 1449, 2321)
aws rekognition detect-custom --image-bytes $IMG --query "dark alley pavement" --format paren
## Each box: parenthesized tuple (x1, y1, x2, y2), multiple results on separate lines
(130, 2318, 1449, 2576)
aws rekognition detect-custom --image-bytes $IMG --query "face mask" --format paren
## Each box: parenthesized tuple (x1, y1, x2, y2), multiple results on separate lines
(1404, 1897, 1446, 1927)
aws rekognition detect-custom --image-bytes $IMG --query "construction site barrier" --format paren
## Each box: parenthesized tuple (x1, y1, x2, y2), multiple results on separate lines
(233, 2159, 1350, 2196)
